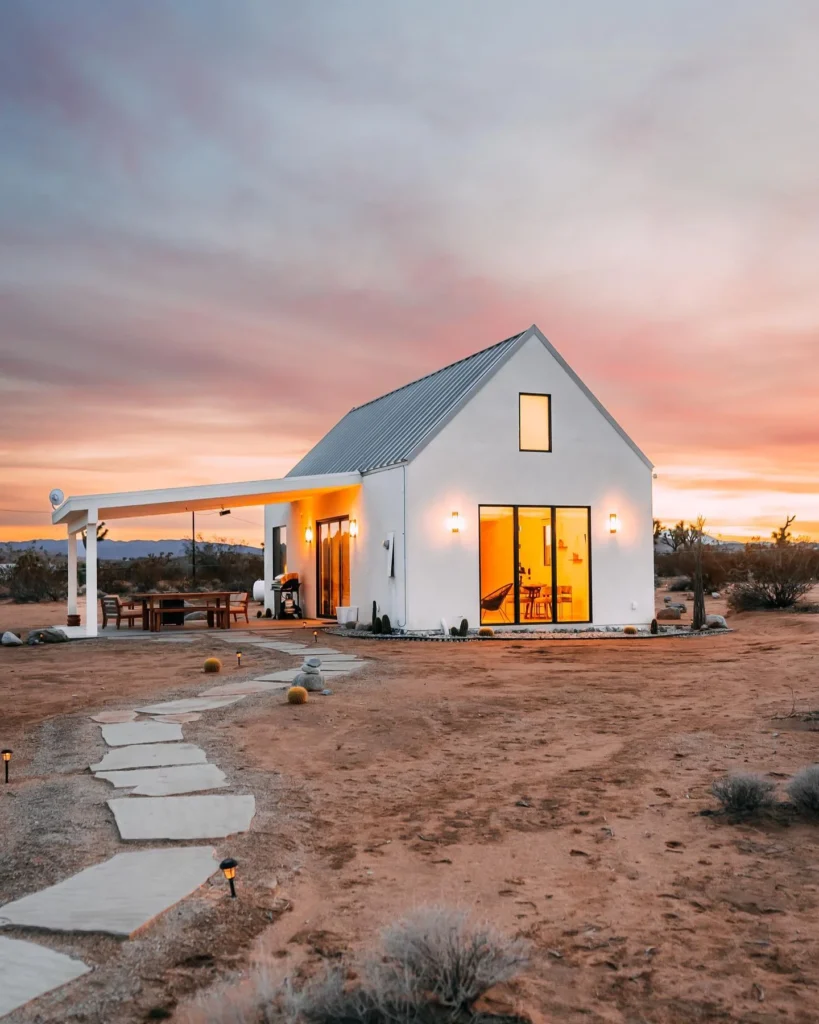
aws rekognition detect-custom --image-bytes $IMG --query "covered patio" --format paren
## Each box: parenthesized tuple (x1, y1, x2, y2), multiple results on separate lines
(51, 472, 361, 637)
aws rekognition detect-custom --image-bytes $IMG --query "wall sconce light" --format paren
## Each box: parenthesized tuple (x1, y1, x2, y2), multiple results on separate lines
(2, 749, 11, 785)
(219, 857, 238, 898)
(609, 513, 619, 534)
(449, 511, 460, 533)
(349, 519, 358, 538)
(304, 526, 313, 544)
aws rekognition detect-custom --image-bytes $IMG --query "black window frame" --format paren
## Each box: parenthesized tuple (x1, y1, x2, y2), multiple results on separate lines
(478, 504, 592, 625)
(518, 393, 553, 452)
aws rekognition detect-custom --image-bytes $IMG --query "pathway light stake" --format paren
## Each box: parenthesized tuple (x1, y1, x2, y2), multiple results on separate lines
(313, 631, 318, 643)
(220, 857, 238, 898)
(2, 749, 11, 785)
(236, 651, 242, 668)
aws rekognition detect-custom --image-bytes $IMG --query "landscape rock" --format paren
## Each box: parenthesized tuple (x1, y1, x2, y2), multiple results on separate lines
(294, 657, 324, 692)
(26, 627, 69, 644)
(706, 614, 728, 629)
(657, 608, 682, 621)
(668, 603, 687, 613)
(1, 631, 23, 646)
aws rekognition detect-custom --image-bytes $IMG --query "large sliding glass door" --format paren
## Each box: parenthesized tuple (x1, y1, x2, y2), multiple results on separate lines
(479, 505, 590, 625)
(317, 517, 351, 618)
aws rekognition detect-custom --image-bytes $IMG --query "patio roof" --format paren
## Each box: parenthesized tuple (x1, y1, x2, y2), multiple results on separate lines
(51, 471, 362, 532)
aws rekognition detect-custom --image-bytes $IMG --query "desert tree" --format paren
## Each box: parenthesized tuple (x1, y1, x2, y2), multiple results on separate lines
(772, 514, 797, 547)
(81, 521, 109, 548)
(691, 515, 707, 630)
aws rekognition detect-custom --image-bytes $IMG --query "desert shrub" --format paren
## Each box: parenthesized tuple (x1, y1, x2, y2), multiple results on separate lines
(287, 686, 308, 704)
(726, 544, 818, 611)
(8, 548, 66, 602)
(380, 906, 529, 1012)
(203, 657, 222, 674)
(711, 774, 775, 816)
(787, 766, 819, 815)
(478, 626, 494, 637)
(667, 576, 692, 591)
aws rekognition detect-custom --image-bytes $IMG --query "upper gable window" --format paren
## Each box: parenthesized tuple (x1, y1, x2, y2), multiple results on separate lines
(519, 393, 551, 451)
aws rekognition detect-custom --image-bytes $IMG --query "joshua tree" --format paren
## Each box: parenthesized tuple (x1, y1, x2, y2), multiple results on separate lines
(691, 516, 707, 630)
(771, 514, 797, 547)
(81, 521, 109, 549)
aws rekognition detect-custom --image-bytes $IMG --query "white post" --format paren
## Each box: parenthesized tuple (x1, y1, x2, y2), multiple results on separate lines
(263, 504, 274, 615)
(67, 531, 78, 618)
(85, 515, 98, 637)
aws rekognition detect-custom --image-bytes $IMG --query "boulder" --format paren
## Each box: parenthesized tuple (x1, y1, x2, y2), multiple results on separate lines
(706, 614, 727, 629)
(1, 631, 23, 646)
(668, 602, 687, 613)
(657, 607, 682, 621)
(26, 628, 69, 644)
(294, 658, 324, 692)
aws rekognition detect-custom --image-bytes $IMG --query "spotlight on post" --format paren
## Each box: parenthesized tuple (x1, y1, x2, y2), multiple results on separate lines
(2, 749, 11, 785)
(219, 857, 238, 898)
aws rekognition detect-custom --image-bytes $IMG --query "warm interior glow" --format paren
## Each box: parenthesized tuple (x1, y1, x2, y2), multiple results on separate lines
(1, 751, 11, 762)
(519, 394, 551, 451)
(318, 517, 351, 617)
(479, 506, 514, 624)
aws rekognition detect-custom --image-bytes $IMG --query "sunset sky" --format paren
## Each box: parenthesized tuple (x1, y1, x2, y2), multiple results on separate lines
(2, 1, 817, 546)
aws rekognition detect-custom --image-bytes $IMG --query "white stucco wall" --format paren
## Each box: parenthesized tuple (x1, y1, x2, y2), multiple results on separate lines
(403, 333, 654, 630)
(262, 467, 405, 623)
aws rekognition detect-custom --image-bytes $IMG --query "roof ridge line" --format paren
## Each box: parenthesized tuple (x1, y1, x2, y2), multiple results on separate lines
(348, 329, 527, 413)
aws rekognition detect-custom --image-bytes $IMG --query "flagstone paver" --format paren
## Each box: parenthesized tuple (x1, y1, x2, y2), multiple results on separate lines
(0, 848, 217, 937)
(100, 721, 183, 747)
(199, 680, 290, 696)
(149, 712, 202, 723)
(91, 742, 207, 773)
(95, 764, 228, 796)
(137, 696, 245, 716)
(108, 794, 256, 840)
(90, 710, 138, 724)
(0, 936, 90, 1017)
(254, 668, 300, 682)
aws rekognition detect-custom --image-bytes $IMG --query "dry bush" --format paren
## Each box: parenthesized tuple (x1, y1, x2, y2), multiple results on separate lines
(787, 766, 819, 815)
(726, 545, 818, 611)
(8, 548, 66, 602)
(711, 774, 775, 816)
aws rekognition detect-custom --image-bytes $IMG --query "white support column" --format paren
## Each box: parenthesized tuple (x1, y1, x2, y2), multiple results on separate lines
(85, 513, 98, 637)
(263, 504, 274, 614)
(67, 531, 78, 618)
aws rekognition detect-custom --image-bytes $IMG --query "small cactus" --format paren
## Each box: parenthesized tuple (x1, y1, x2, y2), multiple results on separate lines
(381, 614, 392, 634)
(458, 618, 468, 637)
(287, 686, 308, 704)
(449, 626, 459, 636)
(479, 626, 494, 637)
(373, 616, 383, 635)
(372, 600, 378, 630)
(623, 625, 638, 635)
(203, 657, 222, 673)
(650, 618, 658, 635)
(265, 607, 273, 618)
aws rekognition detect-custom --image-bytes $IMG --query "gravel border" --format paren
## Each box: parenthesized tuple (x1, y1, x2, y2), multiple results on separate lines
(324, 626, 733, 642)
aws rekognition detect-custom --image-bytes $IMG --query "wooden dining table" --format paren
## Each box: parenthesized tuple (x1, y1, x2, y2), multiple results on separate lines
(131, 591, 235, 631)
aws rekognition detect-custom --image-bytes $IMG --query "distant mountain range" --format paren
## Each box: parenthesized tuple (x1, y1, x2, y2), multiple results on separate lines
(1, 539, 262, 560)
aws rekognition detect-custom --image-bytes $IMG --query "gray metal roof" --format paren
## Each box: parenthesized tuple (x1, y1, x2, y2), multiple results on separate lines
(287, 325, 653, 476)
(286, 331, 527, 476)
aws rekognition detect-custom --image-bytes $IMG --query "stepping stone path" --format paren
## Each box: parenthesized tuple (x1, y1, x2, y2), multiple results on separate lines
(96, 764, 228, 796)
(2, 636, 370, 1015)
(137, 696, 245, 716)
(91, 742, 207, 772)
(0, 849, 218, 937)
(0, 936, 90, 1017)
(100, 721, 183, 746)
(108, 794, 256, 840)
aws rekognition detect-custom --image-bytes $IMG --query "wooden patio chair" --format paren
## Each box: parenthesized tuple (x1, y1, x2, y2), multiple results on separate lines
(229, 591, 250, 623)
(100, 594, 140, 630)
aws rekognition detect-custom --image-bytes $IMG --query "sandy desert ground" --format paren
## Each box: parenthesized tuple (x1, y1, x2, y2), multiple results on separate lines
(1, 595, 819, 1023)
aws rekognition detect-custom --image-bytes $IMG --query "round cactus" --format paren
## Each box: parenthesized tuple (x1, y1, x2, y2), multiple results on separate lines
(478, 626, 494, 637)
(203, 657, 222, 673)
(623, 625, 638, 635)
(287, 686, 308, 704)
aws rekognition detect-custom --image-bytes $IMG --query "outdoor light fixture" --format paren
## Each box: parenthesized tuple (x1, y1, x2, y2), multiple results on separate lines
(219, 857, 238, 898)
(349, 519, 358, 538)
(610, 513, 619, 534)
(2, 749, 11, 785)
(236, 651, 242, 668)
(449, 511, 460, 533)
(313, 631, 318, 643)
(219, 509, 231, 517)
(304, 526, 313, 544)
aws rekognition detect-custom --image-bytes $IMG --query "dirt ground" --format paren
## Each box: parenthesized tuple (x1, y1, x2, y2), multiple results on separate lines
(2, 595, 819, 1023)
